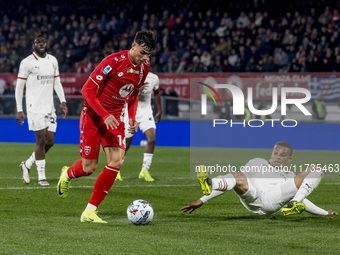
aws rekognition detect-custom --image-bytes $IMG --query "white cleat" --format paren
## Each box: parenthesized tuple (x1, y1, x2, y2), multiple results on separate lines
(20, 161, 30, 184)
(38, 179, 50, 186)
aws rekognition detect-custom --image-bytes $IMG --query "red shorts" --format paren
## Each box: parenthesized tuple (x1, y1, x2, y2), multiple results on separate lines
(79, 107, 126, 159)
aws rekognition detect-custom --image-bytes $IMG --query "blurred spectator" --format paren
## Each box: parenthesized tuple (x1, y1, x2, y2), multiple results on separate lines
(0, 0, 339, 74)
(274, 47, 289, 73)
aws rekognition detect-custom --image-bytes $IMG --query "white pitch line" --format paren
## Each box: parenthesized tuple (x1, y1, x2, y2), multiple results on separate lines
(0, 184, 198, 190)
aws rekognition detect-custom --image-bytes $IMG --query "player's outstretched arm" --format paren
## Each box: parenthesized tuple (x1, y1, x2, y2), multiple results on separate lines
(180, 199, 203, 213)
(303, 199, 338, 215)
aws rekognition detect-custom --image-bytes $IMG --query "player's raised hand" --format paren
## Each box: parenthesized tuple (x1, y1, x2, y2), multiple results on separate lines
(16, 112, 25, 126)
(60, 102, 68, 118)
(128, 118, 138, 134)
(180, 199, 203, 213)
(104, 115, 119, 130)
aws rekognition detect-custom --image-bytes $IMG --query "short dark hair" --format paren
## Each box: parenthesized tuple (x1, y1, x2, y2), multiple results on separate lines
(275, 141, 293, 156)
(134, 30, 156, 51)
(34, 34, 46, 42)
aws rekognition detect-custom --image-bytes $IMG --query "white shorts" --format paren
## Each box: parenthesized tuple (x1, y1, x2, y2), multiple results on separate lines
(238, 177, 297, 216)
(125, 112, 156, 138)
(27, 112, 57, 132)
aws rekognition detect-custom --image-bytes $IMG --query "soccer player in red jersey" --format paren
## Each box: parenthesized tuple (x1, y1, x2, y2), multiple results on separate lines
(57, 30, 157, 223)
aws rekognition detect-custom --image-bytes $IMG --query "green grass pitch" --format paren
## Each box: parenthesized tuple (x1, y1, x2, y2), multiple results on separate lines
(0, 143, 339, 254)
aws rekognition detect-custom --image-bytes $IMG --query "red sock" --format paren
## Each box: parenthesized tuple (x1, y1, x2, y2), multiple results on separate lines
(88, 165, 119, 207)
(67, 159, 88, 179)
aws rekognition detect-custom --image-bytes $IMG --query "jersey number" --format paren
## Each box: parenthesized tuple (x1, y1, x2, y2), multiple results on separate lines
(117, 135, 126, 146)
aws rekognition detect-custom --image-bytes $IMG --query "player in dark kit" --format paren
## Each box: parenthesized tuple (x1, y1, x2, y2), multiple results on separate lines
(57, 30, 156, 223)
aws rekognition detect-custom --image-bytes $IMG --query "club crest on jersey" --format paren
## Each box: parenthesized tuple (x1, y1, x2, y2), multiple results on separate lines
(102, 65, 112, 75)
(119, 84, 134, 97)
(84, 146, 91, 156)
(127, 68, 139, 74)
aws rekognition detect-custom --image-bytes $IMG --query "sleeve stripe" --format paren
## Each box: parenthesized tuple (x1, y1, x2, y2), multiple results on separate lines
(17, 77, 27, 80)
(54, 75, 60, 78)
(89, 77, 99, 88)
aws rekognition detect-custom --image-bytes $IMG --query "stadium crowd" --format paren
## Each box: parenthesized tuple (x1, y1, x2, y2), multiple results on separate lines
(0, 0, 340, 74)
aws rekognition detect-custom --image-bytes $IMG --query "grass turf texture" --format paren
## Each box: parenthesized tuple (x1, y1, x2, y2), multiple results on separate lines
(0, 143, 339, 254)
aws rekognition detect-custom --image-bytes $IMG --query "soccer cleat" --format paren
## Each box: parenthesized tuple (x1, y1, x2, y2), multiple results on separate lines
(80, 209, 107, 224)
(38, 179, 50, 186)
(57, 166, 71, 198)
(20, 161, 30, 184)
(139, 170, 155, 182)
(116, 171, 123, 181)
(197, 165, 211, 195)
(281, 201, 306, 216)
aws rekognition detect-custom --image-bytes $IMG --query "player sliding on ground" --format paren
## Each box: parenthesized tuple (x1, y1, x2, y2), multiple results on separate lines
(181, 141, 337, 217)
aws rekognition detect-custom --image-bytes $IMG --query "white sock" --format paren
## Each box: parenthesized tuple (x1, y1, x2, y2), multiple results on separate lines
(293, 171, 324, 202)
(36, 159, 46, 180)
(142, 153, 153, 171)
(25, 152, 35, 169)
(86, 203, 97, 210)
(212, 173, 236, 191)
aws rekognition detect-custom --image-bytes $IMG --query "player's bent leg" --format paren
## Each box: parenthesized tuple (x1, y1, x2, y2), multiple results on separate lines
(80, 209, 107, 224)
(230, 172, 249, 195)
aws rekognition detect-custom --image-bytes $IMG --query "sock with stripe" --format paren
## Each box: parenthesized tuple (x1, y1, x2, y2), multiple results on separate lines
(88, 165, 119, 207)
(67, 159, 88, 179)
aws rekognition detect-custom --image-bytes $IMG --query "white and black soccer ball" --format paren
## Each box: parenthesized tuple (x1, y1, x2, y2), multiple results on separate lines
(127, 199, 154, 225)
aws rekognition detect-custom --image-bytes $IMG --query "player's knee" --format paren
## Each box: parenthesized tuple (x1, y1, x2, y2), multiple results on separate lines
(83, 163, 97, 175)
(46, 139, 54, 149)
(148, 136, 156, 145)
(107, 158, 123, 169)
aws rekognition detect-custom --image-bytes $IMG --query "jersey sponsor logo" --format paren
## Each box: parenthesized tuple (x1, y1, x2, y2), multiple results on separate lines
(84, 146, 91, 156)
(102, 65, 112, 75)
(118, 72, 123, 77)
(119, 84, 135, 97)
(96, 75, 103, 80)
(126, 68, 139, 74)
(37, 75, 54, 80)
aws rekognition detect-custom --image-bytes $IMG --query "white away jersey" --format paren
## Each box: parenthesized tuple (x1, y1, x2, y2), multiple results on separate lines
(17, 52, 61, 114)
(136, 72, 159, 116)
(240, 158, 296, 186)
(237, 158, 296, 216)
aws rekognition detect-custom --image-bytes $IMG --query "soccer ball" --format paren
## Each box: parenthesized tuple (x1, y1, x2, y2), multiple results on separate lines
(127, 199, 154, 225)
